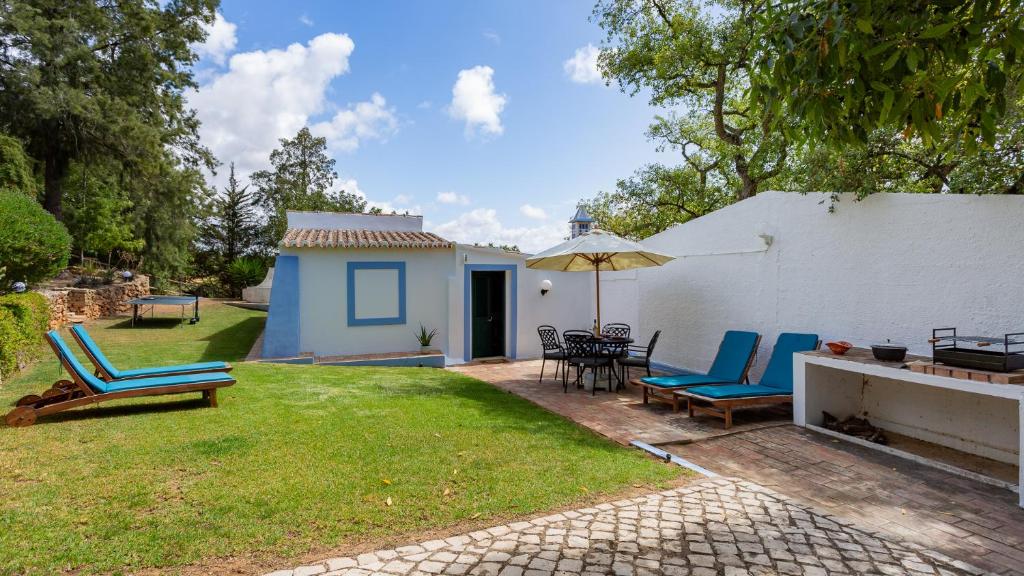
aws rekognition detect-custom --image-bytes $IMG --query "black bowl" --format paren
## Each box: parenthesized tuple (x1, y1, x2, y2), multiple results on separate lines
(871, 344, 907, 362)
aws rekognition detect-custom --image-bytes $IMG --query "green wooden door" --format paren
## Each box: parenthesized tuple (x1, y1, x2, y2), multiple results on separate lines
(471, 271, 505, 358)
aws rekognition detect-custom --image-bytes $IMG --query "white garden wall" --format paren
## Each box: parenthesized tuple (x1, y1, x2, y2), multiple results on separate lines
(605, 192, 1024, 380)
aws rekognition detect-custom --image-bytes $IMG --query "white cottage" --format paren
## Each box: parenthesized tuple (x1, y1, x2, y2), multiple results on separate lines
(261, 211, 594, 364)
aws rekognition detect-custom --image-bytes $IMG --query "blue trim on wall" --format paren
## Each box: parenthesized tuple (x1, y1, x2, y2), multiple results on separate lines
(347, 261, 406, 326)
(262, 254, 301, 358)
(463, 264, 517, 362)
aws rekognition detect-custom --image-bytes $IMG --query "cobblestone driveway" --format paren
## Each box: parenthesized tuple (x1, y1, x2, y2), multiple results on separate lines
(266, 478, 985, 576)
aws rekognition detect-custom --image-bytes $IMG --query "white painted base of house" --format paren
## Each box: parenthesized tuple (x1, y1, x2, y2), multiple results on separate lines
(806, 424, 1018, 493)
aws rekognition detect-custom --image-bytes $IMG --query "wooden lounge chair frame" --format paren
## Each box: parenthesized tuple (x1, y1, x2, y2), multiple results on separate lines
(69, 325, 232, 381)
(5, 334, 234, 427)
(683, 338, 821, 428)
(631, 333, 761, 412)
(685, 392, 793, 428)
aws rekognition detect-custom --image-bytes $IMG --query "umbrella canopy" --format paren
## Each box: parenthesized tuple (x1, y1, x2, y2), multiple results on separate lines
(525, 229, 675, 328)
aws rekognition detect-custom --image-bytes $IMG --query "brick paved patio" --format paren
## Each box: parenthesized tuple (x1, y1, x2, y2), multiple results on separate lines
(266, 477, 986, 576)
(450, 360, 788, 446)
(668, 426, 1024, 575)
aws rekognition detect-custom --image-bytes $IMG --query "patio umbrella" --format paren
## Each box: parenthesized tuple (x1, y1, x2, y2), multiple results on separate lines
(525, 229, 675, 329)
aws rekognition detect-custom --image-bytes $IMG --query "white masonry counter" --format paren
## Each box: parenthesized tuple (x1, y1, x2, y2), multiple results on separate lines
(793, 348, 1024, 508)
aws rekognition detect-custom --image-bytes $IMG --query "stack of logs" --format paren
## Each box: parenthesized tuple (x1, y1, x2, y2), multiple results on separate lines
(39, 275, 150, 329)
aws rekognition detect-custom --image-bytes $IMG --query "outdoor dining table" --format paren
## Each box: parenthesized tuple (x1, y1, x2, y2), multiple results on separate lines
(589, 334, 634, 391)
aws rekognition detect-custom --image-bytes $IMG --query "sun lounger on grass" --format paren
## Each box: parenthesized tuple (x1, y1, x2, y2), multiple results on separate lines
(631, 330, 761, 411)
(5, 330, 235, 427)
(680, 332, 820, 428)
(70, 324, 231, 380)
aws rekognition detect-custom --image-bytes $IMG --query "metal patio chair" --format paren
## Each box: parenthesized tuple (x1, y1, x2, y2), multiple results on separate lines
(537, 325, 566, 383)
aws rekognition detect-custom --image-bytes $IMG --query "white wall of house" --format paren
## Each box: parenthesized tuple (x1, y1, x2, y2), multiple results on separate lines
(283, 246, 455, 357)
(600, 192, 1024, 380)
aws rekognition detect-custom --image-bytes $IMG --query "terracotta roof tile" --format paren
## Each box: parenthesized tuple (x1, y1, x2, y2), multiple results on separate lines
(281, 228, 453, 249)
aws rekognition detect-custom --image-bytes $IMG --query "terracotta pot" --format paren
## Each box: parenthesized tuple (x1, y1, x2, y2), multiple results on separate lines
(826, 341, 853, 355)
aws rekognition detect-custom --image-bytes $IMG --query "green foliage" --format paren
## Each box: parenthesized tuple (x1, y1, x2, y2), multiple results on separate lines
(596, 0, 791, 200)
(0, 191, 71, 285)
(225, 257, 267, 296)
(63, 161, 145, 263)
(0, 133, 37, 197)
(0, 291, 50, 379)
(753, 0, 1024, 151)
(197, 162, 262, 274)
(251, 127, 367, 249)
(415, 324, 439, 346)
(0, 0, 217, 219)
(581, 162, 735, 240)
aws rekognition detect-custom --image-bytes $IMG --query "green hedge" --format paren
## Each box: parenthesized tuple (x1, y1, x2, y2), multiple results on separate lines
(0, 191, 72, 286)
(0, 292, 50, 380)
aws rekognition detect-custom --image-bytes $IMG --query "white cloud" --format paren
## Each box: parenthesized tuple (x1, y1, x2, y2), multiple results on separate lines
(431, 208, 566, 253)
(437, 191, 470, 205)
(563, 43, 602, 84)
(482, 30, 501, 45)
(187, 33, 397, 187)
(417, 100, 433, 109)
(519, 204, 548, 220)
(393, 194, 413, 205)
(447, 65, 507, 137)
(340, 178, 419, 214)
(299, 14, 314, 27)
(194, 12, 237, 66)
(310, 92, 398, 153)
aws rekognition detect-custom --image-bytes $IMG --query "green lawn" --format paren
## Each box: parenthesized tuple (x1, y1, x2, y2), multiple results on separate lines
(0, 302, 681, 575)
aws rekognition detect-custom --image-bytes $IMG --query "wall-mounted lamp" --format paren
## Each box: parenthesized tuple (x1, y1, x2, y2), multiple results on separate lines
(463, 253, 469, 263)
(540, 279, 552, 296)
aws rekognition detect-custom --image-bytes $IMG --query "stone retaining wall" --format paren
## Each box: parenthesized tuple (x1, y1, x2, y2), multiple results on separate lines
(39, 275, 150, 328)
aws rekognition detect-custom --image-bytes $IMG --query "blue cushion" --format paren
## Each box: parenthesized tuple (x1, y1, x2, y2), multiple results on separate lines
(639, 374, 732, 389)
(706, 331, 760, 382)
(101, 371, 235, 393)
(49, 331, 109, 393)
(49, 331, 233, 395)
(72, 324, 229, 379)
(759, 332, 819, 392)
(70, 324, 120, 377)
(685, 384, 791, 400)
(116, 362, 230, 379)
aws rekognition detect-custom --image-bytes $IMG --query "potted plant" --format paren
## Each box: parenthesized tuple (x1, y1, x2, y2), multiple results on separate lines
(415, 324, 439, 353)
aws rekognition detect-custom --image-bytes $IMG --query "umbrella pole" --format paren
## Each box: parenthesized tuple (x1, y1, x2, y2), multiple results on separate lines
(595, 264, 601, 330)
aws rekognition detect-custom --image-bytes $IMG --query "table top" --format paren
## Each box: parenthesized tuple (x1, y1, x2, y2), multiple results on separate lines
(128, 295, 198, 306)
(590, 335, 634, 344)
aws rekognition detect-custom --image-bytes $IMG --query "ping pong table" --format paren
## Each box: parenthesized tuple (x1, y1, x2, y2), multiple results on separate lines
(128, 295, 200, 326)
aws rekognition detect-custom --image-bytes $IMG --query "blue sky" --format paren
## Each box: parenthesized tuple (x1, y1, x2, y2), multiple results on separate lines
(188, 1, 668, 252)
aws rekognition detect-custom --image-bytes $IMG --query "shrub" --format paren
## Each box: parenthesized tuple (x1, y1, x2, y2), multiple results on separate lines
(225, 257, 267, 296)
(0, 191, 72, 286)
(0, 134, 36, 198)
(0, 291, 50, 380)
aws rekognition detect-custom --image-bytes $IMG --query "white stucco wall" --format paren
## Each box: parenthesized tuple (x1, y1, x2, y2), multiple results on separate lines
(284, 246, 455, 357)
(616, 192, 1024, 380)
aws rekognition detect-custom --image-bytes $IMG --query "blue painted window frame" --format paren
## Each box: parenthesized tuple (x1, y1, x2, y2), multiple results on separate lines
(347, 261, 406, 326)
(463, 264, 517, 361)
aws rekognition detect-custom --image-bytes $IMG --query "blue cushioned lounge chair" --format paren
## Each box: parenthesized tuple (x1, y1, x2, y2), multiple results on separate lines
(631, 330, 761, 412)
(70, 324, 231, 381)
(680, 332, 820, 428)
(4, 331, 235, 427)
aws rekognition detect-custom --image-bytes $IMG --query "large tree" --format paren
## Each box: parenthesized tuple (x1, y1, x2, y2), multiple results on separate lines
(197, 162, 261, 267)
(251, 127, 367, 248)
(754, 0, 1024, 151)
(597, 0, 790, 200)
(0, 0, 216, 220)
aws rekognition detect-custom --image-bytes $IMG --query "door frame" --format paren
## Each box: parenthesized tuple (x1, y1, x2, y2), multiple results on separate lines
(463, 264, 517, 362)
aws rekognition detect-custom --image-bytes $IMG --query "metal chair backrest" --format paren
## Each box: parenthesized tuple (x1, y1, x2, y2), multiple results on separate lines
(645, 330, 661, 359)
(563, 330, 595, 359)
(537, 325, 562, 352)
(602, 323, 631, 339)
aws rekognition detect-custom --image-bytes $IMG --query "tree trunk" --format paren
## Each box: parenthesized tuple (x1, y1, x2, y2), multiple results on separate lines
(734, 155, 757, 199)
(43, 149, 69, 221)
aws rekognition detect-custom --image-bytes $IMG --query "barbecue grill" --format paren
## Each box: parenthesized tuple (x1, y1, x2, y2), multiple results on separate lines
(929, 328, 1024, 372)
